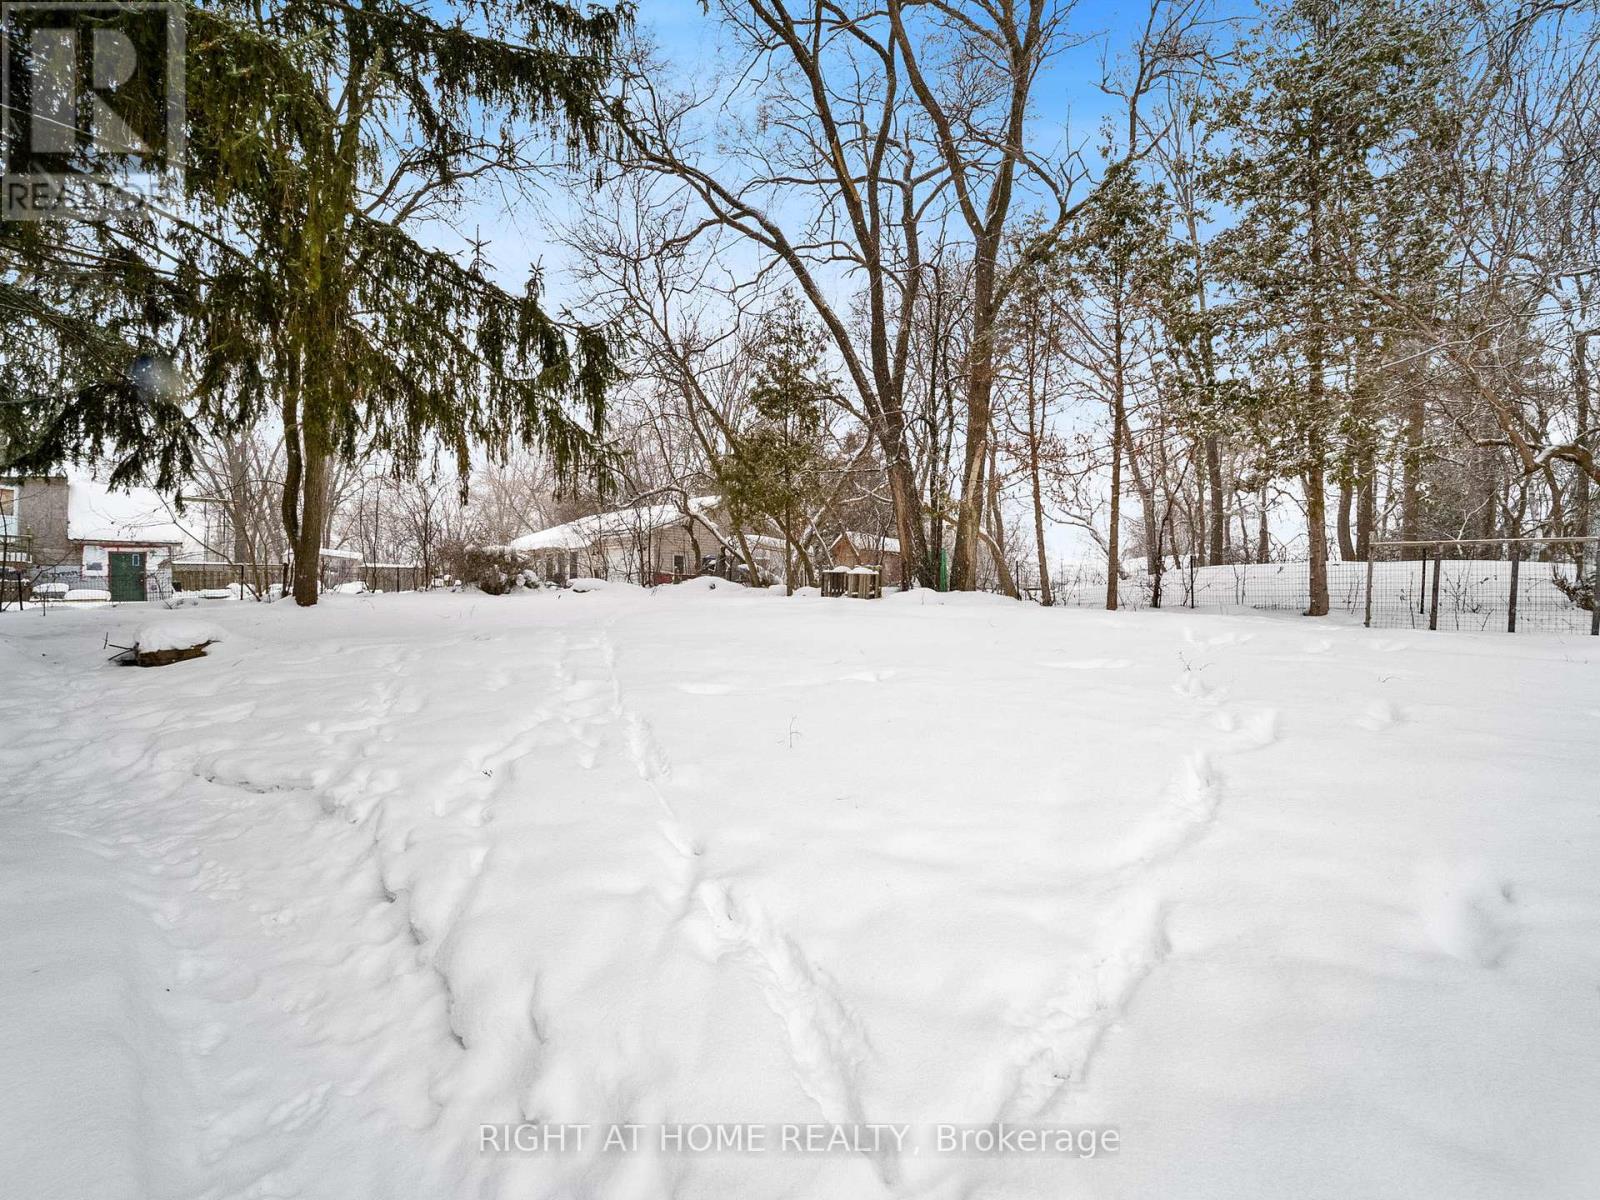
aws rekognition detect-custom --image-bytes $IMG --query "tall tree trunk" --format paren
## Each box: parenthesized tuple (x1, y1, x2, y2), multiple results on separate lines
(1257, 486, 1270, 563)
(280, 383, 302, 561)
(1206, 436, 1225, 565)
(926, 473, 944, 589)
(1303, 75, 1330, 617)
(1479, 453, 1498, 541)
(1106, 403, 1123, 610)
(1129, 453, 1159, 578)
(1400, 387, 1425, 548)
(982, 439, 1019, 597)
(985, 534, 1020, 597)
(1304, 453, 1330, 616)
(876, 400, 930, 590)
(292, 433, 328, 607)
(1575, 330, 1592, 578)
(1028, 403, 1052, 606)
(228, 442, 252, 567)
(1356, 446, 1376, 561)
(1336, 480, 1356, 561)
(1110, 312, 1157, 577)
(923, 336, 947, 591)
(887, 452, 924, 591)
(1175, 136, 1228, 570)
(783, 511, 793, 597)
(950, 313, 996, 590)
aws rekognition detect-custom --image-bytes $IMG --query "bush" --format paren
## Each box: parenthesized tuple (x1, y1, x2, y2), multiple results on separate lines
(444, 544, 525, 596)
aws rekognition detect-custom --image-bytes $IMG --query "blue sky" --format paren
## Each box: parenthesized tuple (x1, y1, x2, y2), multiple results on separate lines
(412, 0, 1263, 557)
(432, 0, 1257, 307)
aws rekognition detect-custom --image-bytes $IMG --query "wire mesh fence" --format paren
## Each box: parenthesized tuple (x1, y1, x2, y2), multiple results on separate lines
(1, 555, 435, 609)
(1046, 559, 1371, 615)
(0, 566, 176, 607)
(1364, 538, 1599, 635)
(1040, 537, 1598, 635)
(2, 562, 269, 608)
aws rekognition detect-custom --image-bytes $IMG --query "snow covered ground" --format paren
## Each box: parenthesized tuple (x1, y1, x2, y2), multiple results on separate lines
(2, 587, 1598, 1199)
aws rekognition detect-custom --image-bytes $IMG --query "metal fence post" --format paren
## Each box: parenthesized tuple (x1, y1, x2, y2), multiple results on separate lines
(1429, 546, 1443, 631)
(1418, 550, 1428, 616)
(1507, 541, 1520, 633)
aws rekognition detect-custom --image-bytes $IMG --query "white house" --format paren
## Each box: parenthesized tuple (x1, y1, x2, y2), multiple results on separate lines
(508, 496, 734, 585)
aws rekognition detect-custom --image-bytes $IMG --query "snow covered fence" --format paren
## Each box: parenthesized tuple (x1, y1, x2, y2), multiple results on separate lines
(1045, 559, 1373, 616)
(1044, 538, 1599, 635)
(1363, 538, 1599, 635)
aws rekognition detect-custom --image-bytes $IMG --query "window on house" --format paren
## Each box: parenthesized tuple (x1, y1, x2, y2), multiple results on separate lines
(0, 486, 15, 517)
(673, 554, 686, 575)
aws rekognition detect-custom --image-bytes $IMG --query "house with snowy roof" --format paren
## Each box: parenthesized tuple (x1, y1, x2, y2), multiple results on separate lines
(829, 529, 904, 582)
(507, 495, 736, 586)
(503, 497, 912, 590)
(0, 474, 229, 601)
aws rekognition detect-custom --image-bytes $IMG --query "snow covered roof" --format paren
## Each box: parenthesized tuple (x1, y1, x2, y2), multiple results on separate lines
(839, 530, 901, 555)
(67, 477, 194, 545)
(319, 547, 363, 561)
(508, 496, 722, 554)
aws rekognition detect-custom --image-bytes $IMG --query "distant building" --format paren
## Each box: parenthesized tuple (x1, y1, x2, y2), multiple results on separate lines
(0, 474, 229, 601)
(506, 502, 913, 590)
(739, 534, 789, 584)
(830, 530, 903, 583)
(508, 496, 734, 586)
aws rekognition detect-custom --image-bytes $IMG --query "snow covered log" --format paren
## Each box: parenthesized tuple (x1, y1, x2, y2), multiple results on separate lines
(132, 620, 225, 667)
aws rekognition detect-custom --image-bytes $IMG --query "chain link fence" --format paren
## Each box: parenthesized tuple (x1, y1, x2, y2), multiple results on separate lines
(3, 561, 269, 608)
(1, 566, 176, 607)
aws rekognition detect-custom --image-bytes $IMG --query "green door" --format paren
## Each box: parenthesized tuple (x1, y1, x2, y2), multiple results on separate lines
(108, 552, 147, 601)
